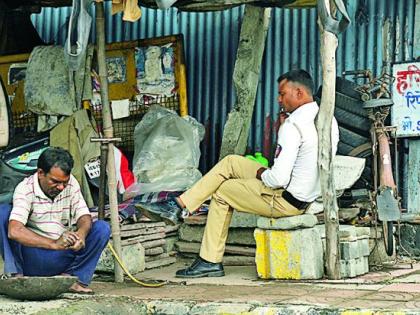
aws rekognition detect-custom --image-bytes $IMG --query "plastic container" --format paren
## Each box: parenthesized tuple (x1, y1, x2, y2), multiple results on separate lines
(245, 152, 268, 167)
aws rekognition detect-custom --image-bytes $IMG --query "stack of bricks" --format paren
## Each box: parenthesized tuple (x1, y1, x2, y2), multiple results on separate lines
(315, 225, 370, 278)
(176, 212, 258, 266)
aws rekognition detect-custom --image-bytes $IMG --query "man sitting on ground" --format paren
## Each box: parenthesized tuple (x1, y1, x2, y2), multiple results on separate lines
(0, 147, 110, 293)
(137, 69, 339, 278)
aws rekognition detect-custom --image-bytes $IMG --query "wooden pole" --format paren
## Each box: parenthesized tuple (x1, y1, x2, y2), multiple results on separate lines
(317, 1, 341, 279)
(219, 5, 271, 159)
(95, 1, 124, 283)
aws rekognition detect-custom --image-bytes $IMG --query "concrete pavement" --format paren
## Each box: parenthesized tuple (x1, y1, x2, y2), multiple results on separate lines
(0, 259, 419, 314)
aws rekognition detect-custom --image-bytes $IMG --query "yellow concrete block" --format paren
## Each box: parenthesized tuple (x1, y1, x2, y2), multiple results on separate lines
(254, 228, 323, 280)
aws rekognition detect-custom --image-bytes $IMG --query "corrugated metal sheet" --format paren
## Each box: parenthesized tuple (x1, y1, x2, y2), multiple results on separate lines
(31, 1, 416, 176)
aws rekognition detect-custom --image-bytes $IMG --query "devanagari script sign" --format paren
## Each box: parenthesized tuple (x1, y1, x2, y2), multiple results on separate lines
(391, 62, 420, 137)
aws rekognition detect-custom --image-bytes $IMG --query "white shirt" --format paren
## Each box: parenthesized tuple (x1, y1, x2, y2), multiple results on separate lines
(261, 101, 339, 202)
(10, 173, 91, 240)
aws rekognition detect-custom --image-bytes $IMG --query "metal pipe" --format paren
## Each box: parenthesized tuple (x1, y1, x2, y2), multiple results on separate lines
(98, 142, 108, 220)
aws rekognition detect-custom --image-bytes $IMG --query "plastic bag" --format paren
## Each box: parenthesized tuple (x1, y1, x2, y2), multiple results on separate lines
(126, 106, 205, 197)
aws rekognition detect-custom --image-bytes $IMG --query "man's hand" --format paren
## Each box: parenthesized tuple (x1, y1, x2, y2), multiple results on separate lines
(67, 231, 86, 252)
(279, 112, 288, 126)
(54, 231, 80, 250)
(256, 167, 267, 180)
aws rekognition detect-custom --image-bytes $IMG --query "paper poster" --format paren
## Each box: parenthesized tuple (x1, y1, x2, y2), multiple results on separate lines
(391, 62, 420, 137)
(111, 99, 130, 119)
(135, 43, 175, 96)
(106, 56, 127, 83)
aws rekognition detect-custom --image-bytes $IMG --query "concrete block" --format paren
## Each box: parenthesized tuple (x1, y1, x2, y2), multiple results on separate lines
(179, 224, 256, 246)
(254, 227, 324, 279)
(340, 240, 360, 260)
(340, 258, 357, 278)
(340, 257, 369, 278)
(230, 212, 259, 228)
(257, 214, 318, 230)
(356, 226, 371, 238)
(315, 224, 361, 241)
(97, 242, 145, 274)
(358, 238, 370, 257)
(338, 225, 357, 241)
(314, 224, 326, 238)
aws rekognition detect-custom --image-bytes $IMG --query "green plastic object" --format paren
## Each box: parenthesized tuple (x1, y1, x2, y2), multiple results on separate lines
(245, 152, 268, 167)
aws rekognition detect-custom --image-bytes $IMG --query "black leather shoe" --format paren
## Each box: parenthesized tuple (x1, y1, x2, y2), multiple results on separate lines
(175, 257, 225, 278)
(136, 198, 182, 226)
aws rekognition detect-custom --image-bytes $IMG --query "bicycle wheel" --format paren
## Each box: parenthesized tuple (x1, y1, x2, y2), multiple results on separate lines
(382, 220, 394, 256)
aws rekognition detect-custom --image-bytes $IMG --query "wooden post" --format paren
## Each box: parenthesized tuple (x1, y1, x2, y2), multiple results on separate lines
(219, 5, 271, 159)
(317, 1, 341, 279)
(95, 1, 124, 283)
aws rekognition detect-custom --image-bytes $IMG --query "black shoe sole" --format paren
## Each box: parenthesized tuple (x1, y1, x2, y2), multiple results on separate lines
(175, 270, 225, 278)
(136, 204, 178, 226)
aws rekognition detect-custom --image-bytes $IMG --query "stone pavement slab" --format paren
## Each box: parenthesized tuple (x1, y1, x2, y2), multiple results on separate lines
(1, 260, 420, 314)
(379, 283, 420, 293)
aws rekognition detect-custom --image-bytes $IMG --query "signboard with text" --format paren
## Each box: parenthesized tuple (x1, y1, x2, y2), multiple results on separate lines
(391, 62, 420, 137)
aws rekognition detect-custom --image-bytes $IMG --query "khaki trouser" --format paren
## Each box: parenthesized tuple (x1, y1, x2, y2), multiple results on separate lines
(179, 155, 304, 263)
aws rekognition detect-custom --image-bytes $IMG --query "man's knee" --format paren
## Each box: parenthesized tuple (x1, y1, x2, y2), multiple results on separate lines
(220, 154, 242, 166)
(90, 220, 111, 241)
(0, 204, 11, 223)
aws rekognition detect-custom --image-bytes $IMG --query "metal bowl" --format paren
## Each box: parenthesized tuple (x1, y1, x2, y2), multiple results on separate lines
(0, 276, 77, 301)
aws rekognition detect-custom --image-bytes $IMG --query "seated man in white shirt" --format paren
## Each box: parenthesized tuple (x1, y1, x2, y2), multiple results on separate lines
(137, 69, 339, 278)
(0, 147, 111, 293)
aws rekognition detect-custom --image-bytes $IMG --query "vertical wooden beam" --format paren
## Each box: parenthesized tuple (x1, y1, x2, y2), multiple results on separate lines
(317, 2, 341, 279)
(95, 1, 124, 283)
(219, 5, 271, 159)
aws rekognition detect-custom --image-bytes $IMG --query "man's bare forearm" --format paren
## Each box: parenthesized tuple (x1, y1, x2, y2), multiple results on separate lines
(76, 215, 92, 239)
(8, 220, 58, 250)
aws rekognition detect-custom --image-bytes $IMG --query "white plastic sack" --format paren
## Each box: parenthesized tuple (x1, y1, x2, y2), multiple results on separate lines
(126, 106, 205, 196)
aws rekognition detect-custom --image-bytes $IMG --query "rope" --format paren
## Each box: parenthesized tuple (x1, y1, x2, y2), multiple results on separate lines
(107, 242, 167, 288)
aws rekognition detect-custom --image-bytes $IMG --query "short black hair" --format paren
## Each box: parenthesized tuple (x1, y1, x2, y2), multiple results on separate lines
(37, 147, 74, 175)
(277, 69, 314, 95)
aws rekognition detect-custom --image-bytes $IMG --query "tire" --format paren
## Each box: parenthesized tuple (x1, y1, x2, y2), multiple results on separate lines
(335, 77, 362, 100)
(339, 127, 370, 148)
(334, 107, 371, 136)
(363, 98, 394, 109)
(348, 142, 372, 157)
(335, 92, 367, 117)
(382, 220, 394, 256)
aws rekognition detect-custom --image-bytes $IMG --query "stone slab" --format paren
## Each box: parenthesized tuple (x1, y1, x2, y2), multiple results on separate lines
(230, 212, 259, 228)
(145, 247, 164, 256)
(163, 236, 178, 253)
(254, 227, 324, 279)
(145, 256, 176, 270)
(257, 214, 318, 230)
(179, 224, 256, 246)
(97, 242, 145, 274)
